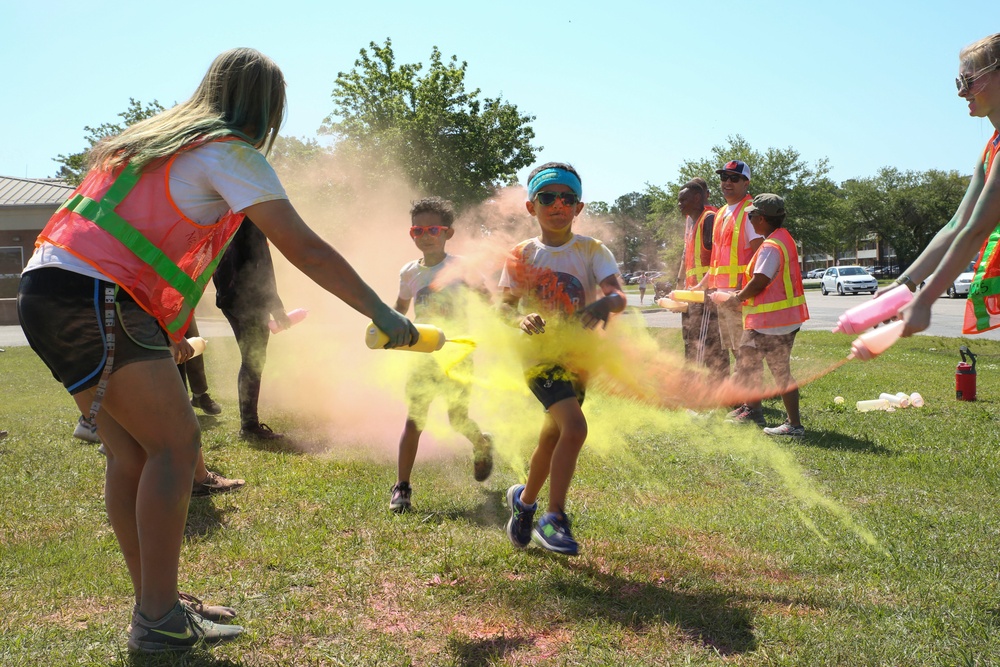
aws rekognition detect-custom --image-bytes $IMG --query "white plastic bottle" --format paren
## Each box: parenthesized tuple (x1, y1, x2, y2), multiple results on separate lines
(880, 392, 910, 408)
(856, 398, 891, 412)
(909, 392, 925, 408)
(186, 336, 207, 358)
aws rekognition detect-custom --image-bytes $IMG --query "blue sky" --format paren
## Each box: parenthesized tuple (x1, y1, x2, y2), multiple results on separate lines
(3, 1, 997, 204)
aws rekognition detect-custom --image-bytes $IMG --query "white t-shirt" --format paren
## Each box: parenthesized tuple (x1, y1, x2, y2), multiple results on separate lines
(24, 141, 287, 280)
(498, 234, 619, 316)
(398, 254, 483, 321)
(749, 244, 800, 336)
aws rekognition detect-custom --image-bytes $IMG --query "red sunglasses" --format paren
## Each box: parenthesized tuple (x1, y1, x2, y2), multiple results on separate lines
(410, 225, 449, 238)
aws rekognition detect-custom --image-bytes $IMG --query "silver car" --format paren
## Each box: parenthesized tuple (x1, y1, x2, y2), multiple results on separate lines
(948, 261, 977, 298)
(821, 265, 879, 295)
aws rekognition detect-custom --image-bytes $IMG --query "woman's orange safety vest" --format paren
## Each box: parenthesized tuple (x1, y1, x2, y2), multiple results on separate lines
(741, 227, 809, 329)
(684, 209, 713, 288)
(708, 196, 755, 289)
(37, 138, 246, 341)
(964, 130, 1000, 333)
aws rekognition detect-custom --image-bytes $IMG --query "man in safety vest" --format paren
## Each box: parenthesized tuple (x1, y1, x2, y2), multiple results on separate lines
(715, 194, 809, 436)
(675, 181, 728, 381)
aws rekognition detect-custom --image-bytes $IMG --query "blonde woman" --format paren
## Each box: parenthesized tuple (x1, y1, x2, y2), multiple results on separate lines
(900, 34, 1000, 336)
(17, 48, 415, 653)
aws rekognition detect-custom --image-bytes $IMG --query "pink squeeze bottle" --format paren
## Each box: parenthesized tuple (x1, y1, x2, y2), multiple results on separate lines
(832, 285, 913, 334)
(848, 320, 906, 361)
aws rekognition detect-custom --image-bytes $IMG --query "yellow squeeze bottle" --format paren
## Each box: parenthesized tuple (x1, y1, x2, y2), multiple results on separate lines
(365, 322, 446, 352)
(671, 289, 705, 303)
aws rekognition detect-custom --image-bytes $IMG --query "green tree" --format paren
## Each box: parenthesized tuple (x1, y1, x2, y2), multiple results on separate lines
(842, 168, 969, 271)
(53, 98, 165, 185)
(322, 39, 539, 206)
(646, 134, 847, 270)
(604, 191, 662, 274)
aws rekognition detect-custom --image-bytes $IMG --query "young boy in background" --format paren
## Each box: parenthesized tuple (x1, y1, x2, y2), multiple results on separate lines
(389, 197, 494, 512)
(499, 162, 625, 555)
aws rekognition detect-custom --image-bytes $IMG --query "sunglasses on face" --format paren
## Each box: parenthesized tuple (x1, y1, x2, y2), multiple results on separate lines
(534, 191, 580, 207)
(719, 173, 745, 183)
(956, 60, 1000, 95)
(748, 211, 763, 219)
(409, 225, 448, 238)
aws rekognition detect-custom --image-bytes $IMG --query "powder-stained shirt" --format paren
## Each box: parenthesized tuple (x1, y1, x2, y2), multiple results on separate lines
(498, 234, 619, 316)
(398, 254, 477, 321)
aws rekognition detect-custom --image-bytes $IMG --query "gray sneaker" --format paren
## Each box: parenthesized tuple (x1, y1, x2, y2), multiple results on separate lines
(763, 421, 805, 437)
(73, 416, 100, 444)
(473, 433, 494, 482)
(128, 600, 243, 653)
(390, 481, 412, 513)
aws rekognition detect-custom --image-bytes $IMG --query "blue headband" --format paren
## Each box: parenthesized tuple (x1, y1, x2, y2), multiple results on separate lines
(527, 168, 583, 200)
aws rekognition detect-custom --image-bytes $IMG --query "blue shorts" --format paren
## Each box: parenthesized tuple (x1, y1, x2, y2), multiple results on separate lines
(526, 364, 586, 410)
(17, 268, 172, 394)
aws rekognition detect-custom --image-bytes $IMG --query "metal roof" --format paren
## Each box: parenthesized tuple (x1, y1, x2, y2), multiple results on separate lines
(0, 176, 74, 207)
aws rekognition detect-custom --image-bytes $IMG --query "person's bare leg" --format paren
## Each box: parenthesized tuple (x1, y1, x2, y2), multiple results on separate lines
(782, 387, 802, 427)
(538, 398, 587, 513)
(74, 399, 146, 603)
(396, 419, 421, 483)
(80, 357, 201, 622)
(520, 414, 560, 506)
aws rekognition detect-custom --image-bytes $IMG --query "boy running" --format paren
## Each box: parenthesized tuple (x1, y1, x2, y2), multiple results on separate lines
(499, 162, 625, 555)
(389, 197, 494, 512)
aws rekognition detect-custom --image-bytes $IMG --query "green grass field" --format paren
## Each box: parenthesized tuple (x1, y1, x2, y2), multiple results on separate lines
(3, 326, 1000, 666)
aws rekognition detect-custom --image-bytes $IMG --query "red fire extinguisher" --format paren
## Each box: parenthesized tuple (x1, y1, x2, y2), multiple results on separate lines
(956, 345, 977, 401)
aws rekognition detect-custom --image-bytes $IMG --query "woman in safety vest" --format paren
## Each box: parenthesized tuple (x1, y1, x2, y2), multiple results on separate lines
(899, 33, 1000, 337)
(16, 48, 416, 654)
(713, 194, 809, 436)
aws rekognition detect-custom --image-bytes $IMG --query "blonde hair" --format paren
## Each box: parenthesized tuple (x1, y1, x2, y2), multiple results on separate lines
(960, 33, 1000, 71)
(88, 48, 286, 173)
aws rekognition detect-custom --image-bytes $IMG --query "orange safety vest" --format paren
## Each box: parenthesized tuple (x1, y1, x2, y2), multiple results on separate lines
(708, 195, 755, 289)
(37, 138, 246, 341)
(741, 227, 809, 329)
(683, 209, 713, 288)
(964, 130, 1000, 333)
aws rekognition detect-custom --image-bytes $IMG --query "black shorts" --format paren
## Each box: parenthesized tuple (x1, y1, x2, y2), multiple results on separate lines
(526, 364, 586, 410)
(17, 268, 173, 395)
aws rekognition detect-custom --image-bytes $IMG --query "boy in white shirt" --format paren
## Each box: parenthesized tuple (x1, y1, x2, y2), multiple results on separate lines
(499, 162, 625, 556)
(389, 197, 494, 512)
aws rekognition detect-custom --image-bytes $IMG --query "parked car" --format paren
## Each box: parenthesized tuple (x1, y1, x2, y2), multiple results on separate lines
(805, 268, 825, 279)
(948, 261, 977, 298)
(820, 265, 879, 295)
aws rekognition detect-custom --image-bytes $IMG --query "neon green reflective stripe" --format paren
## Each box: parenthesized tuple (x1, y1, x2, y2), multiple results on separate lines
(727, 200, 751, 270)
(744, 237, 804, 314)
(686, 266, 708, 278)
(63, 194, 201, 307)
(967, 227, 1000, 330)
(61, 166, 206, 327)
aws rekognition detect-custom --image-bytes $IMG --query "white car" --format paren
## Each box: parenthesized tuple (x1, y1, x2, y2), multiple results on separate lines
(948, 261, 977, 298)
(821, 265, 879, 295)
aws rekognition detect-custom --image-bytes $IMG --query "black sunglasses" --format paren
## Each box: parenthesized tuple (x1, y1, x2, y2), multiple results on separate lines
(535, 192, 580, 206)
(956, 61, 999, 95)
(719, 173, 745, 183)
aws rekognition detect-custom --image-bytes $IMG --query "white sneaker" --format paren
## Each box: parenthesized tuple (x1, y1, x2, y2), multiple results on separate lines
(73, 416, 100, 444)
